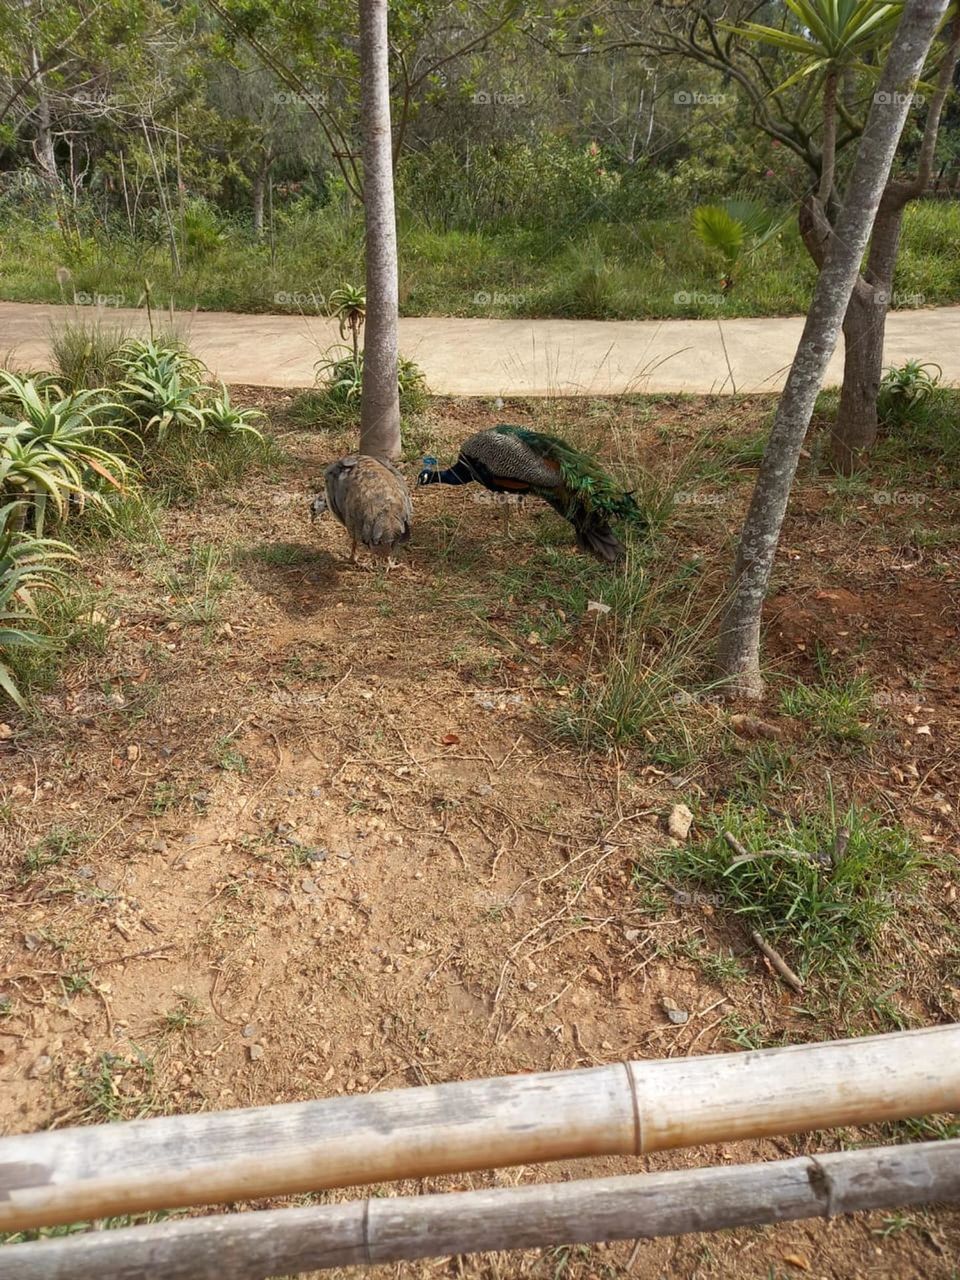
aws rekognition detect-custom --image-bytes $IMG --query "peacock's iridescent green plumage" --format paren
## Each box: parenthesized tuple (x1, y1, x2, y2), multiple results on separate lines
(489, 425, 644, 528)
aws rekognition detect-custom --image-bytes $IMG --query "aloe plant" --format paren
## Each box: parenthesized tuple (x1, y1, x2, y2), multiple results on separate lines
(0, 501, 76, 706)
(328, 285, 367, 361)
(114, 339, 209, 437)
(0, 374, 130, 531)
(199, 383, 265, 438)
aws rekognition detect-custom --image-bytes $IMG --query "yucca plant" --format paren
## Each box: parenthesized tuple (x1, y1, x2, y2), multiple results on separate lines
(723, 0, 905, 93)
(691, 200, 781, 290)
(0, 501, 76, 706)
(199, 383, 265, 438)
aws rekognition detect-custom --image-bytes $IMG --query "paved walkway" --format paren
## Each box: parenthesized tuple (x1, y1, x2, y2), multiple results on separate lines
(2, 301, 958, 395)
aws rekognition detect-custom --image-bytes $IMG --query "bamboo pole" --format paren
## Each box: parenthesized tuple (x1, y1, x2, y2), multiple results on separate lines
(0, 1026, 957, 1232)
(2, 1140, 959, 1280)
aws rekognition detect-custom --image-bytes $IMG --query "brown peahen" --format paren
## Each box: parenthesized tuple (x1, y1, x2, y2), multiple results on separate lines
(310, 455, 412, 568)
(417, 425, 645, 562)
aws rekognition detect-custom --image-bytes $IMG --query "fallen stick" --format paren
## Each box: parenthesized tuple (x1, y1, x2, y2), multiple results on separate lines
(0, 1027, 958, 1231)
(751, 930, 805, 993)
(2, 1140, 958, 1280)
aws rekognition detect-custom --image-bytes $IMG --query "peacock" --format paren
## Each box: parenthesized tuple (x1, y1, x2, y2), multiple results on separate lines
(310, 455, 412, 568)
(417, 425, 645, 562)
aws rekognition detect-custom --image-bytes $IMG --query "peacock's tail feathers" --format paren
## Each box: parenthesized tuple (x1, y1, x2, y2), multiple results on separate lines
(491, 426, 645, 530)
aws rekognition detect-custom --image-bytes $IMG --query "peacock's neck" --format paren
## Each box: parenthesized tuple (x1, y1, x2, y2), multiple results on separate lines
(435, 459, 474, 486)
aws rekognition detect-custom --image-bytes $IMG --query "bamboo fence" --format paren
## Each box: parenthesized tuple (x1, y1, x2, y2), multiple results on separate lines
(2, 1140, 959, 1280)
(0, 1025, 957, 1277)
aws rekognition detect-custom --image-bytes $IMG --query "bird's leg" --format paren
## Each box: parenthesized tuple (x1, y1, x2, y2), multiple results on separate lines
(349, 538, 358, 565)
(501, 496, 511, 540)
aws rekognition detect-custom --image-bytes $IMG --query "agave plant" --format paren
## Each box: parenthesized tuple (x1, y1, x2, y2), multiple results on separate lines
(199, 383, 265, 438)
(114, 339, 209, 437)
(878, 360, 942, 424)
(0, 501, 76, 706)
(0, 373, 131, 531)
(691, 200, 782, 290)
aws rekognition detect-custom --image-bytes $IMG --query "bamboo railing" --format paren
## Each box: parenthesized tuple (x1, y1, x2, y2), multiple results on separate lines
(2, 1140, 958, 1280)
(0, 1025, 957, 1277)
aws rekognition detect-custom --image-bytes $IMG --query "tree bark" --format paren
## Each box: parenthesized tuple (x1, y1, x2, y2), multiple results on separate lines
(30, 46, 59, 191)
(717, 0, 951, 697)
(251, 155, 269, 241)
(358, 0, 401, 461)
(831, 13, 960, 471)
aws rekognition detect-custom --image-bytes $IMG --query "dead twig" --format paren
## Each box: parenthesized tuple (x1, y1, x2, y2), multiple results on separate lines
(750, 930, 804, 993)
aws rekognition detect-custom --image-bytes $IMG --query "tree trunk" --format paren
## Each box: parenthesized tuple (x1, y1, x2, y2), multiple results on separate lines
(717, 0, 951, 697)
(30, 46, 59, 190)
(832, 187, 911, 472)
(358, 0, 401, 461)
(252, 158, 269, 242)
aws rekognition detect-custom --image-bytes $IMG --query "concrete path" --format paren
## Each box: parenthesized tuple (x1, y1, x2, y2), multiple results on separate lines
(2, 300, 958, 396)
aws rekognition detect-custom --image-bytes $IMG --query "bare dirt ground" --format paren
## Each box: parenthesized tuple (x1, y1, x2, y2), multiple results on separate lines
(1, 390, 958, 1279)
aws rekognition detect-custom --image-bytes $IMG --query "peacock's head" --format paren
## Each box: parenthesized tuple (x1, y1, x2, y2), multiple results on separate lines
(309, 493, 328, 522)
(417, 455, 440, 486)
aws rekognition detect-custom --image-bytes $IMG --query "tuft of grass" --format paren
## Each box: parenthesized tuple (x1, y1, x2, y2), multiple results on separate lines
(159, 995, 205, 1034)
(660, 801, 923, 979)
(23, 826, 89, 874)
(48, 317, 129, 389)
(551, 552, 725, 762)
(76, 1049, 157, 1122)
(161, 543, 233, 625)
(779, 672, 876, 745)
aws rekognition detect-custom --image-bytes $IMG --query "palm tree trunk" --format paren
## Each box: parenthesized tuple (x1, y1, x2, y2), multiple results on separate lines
(358, 0, 401, 461)
(716, 0, 951, 697)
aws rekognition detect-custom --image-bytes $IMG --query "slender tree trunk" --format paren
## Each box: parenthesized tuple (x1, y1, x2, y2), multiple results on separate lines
(252, 156, 269, 242)
(358, 0, 401, 461)
(717, 0, 951, 697)
(831, 12, 960, 472)
(30, 46, 59, 190)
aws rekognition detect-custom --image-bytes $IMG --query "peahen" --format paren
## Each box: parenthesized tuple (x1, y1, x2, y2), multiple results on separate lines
(310, 455, 412, 568)
(417, 425, 644, 562)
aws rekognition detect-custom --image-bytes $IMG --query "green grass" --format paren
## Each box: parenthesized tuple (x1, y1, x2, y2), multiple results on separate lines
(4, 199, 960, 319)
(23, 826, 89, 874)
(660, 801, 923, 980)
(779, 672, 877, 745)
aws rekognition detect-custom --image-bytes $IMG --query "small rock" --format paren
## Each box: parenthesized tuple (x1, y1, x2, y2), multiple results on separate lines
(585, 966, 605, 985)
(0, 723, 13, 740)
(623, 928, 641, 942)
(661, 997, 689, 1026)
(242, 1024, 257, 1039)
(248, 1044, 264, 1061)
(28, 1055, 53, 1079)
(75, 865, 94, 879)
(301, 876, 318, 894)
(125, 744, 140, 763)
(24, 933, 42, 952)
(586, 600, 612, 616)
(666, 804, 694, 841)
